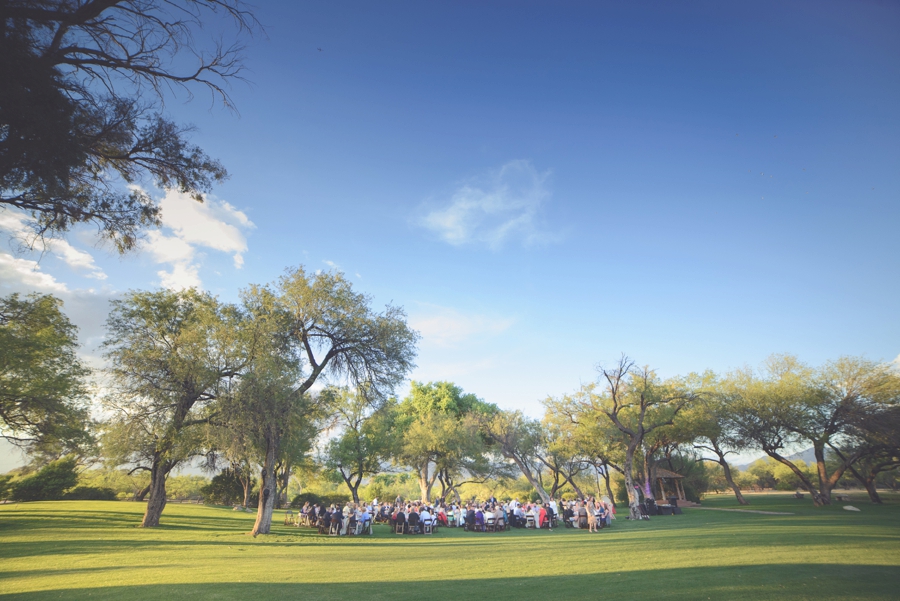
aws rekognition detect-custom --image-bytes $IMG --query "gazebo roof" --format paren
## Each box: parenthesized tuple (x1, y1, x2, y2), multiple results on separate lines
(653, 467, 684, 479)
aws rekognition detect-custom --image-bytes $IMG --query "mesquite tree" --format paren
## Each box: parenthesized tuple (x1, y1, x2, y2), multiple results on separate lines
(566, 357, 697, 520)
(102, 288, 247, 527)
(322, 388, 397, 503)
(727, 355, 900, 506)
(244, 267, 418, 535)
(1, 0, 258, 251)
(0, 293, 91, 454)
(482, 410, 552, 503)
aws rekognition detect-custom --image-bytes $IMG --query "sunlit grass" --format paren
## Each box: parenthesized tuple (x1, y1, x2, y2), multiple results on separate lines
(1, 494, 898, 600)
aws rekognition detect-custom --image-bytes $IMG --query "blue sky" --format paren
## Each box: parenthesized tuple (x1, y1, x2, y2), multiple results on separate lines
(2, 0, 898, 419)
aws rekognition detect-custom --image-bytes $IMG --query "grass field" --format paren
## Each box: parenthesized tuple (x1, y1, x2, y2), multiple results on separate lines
(1, 493, 898, 600)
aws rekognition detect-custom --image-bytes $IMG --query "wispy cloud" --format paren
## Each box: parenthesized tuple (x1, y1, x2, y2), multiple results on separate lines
(409, 304, 515, 348)
(143, 190, 254, 289)
(418, 160, 562, 250)
(0, 212, 107, 280)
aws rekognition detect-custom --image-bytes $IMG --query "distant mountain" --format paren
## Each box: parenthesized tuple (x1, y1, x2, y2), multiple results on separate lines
(735, 447, 822, 470)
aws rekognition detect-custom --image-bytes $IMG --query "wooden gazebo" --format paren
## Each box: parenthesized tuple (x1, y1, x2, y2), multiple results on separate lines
(652, 467, 686, 503)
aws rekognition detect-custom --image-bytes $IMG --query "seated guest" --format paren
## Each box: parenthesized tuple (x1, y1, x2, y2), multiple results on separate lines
(474, 507, 485, 532)
(514, 505, 526, 528)
(393, 508, 406, 532)
(539, 504, 548, 529)
(465, 505, 476, 531)
(407, 507, 420, 533)
(563, 505, 574, 527)
(419, 506, 432, 532)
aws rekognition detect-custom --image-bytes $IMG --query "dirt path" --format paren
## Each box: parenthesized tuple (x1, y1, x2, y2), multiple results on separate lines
(687, 507, 794, 515)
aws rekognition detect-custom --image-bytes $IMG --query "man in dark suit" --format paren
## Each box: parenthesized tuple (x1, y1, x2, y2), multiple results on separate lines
(465, 505, 476, 531)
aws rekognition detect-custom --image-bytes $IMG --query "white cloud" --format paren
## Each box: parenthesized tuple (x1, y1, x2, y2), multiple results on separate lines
(0, 211, 106, 280)
(323, 260, 341, 271)
(419, 160, 561, 250)
(141, 190, 254, 289)
(157, 262, 202, 290)
(409, 304, 515, 348)
(0, 252, 69, 293)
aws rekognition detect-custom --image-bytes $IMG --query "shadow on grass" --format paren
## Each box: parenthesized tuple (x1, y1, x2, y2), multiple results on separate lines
(4, 564, 900, 601)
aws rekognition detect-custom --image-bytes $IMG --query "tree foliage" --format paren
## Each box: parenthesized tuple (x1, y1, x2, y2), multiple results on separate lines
(102, 288, 247, 526)
(8, 455, 78, 501)
(0, 293, 91, 454)
(0, 0, 257, 251)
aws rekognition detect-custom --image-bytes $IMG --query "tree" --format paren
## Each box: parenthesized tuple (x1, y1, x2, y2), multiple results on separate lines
(0, 293, 91, 454)
(0, 0, 257, 251)
(392, 381, 498, 503)
(564, 357, 697, 520)
(727, 355, 900, 506)
(322, 388, 396, 503)
(678, 380, 751, 505)
(243, 268, 418, 535)
(538, 409, 588, 499)
(102, 288, 247, 527)
(835, 404, 900, 504)
(9, 455, 78, 501)
(481, 409, 552, 503)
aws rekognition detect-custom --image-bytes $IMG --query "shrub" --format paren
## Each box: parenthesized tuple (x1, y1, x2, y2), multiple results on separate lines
(10, 456, 78, 501)
(291, 492, 322, 508)
(202, 470, 253, 506)
(0, 474, 12, 501)
(63, 486, 118, 500)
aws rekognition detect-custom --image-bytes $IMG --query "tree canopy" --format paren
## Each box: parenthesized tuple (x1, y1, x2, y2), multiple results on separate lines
(0, 0, 257, 251)
(0, 292, 91, 454)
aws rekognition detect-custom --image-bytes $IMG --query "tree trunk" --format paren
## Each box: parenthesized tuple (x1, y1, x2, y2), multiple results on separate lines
(141, 458, 169, 527)
(276, 462, 291, 509)
(623, 442, 642, 520)
(417, 475, 432, 503)
(721, 459, 748, 505)
(642, 449, 654, 500)
(241, 476, 251, 508)
(568, 476, 586, 499)
(348, 476, 360, 504)
(813, 444, 833, 506)
(603, 470, 614, 504)
(133, 484, 151, 502)
(506, 453, 550, 503)
(251, 432, 277, 536)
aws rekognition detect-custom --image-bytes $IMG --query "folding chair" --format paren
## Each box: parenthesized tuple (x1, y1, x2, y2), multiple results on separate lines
(329, 520, 340, 535)
(485, 517, 496, 532)
(423, 518, 433, 535)
(283, 510, 294, 526)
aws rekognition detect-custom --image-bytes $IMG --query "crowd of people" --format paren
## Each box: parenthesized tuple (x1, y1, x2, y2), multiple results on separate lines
(293, 494, 615, 536)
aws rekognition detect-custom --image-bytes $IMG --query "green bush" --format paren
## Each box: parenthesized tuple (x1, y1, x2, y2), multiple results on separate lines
(292, 492, 350, 508)
(291, 492, 322, 508)
(63, 486, 117, 500)
(201, 470, 253, 506)
(0, 474, 12, 500)
(10, 457, 78, 501)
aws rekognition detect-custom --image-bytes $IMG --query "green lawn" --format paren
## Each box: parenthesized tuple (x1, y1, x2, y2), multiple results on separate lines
(1, 493, 898, 600)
